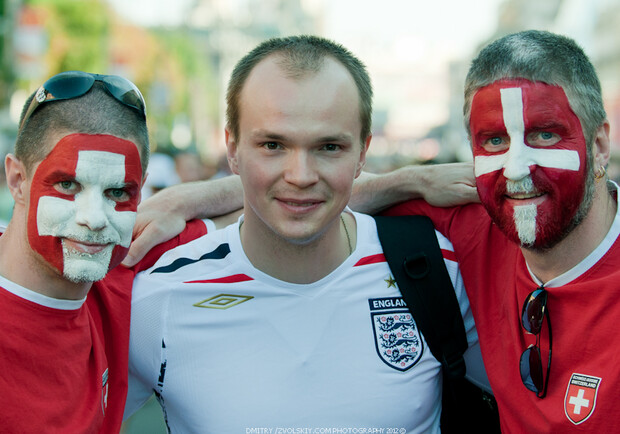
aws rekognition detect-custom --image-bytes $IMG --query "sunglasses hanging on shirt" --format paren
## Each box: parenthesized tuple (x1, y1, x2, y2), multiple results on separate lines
(519, 286, 552, 398)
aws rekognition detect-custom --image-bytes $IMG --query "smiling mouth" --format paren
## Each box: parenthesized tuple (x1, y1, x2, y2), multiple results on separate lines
(282, 200, 320, 207)
(277, 195, 324, 206)
(506, 192, 544, 200)
(62, 239, 112, 255)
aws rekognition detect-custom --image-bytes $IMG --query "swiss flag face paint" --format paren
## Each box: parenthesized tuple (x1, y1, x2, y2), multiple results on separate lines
(27, 134, 142, 282)
(470, 79, 588, 248)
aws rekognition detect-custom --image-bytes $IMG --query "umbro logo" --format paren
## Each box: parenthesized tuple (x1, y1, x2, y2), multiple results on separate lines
(193, 293, 253, 309)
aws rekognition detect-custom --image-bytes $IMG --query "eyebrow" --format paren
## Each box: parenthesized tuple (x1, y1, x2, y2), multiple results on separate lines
(525, 121, 567, 131)
(249, 129, 354, 144)
(42, 169, 74, 180)
(249, 130, 285, 141)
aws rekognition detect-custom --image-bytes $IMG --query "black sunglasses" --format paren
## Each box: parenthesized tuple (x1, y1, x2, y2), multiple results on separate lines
(519, 287, 552, 398)
(19, 71, 146, 132)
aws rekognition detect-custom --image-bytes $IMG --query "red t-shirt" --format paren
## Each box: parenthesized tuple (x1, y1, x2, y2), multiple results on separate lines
(0, 220, 209, 433)
(384, 200, 620, 433)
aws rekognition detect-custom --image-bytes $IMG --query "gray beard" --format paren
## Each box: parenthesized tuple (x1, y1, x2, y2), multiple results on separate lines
(513, 204, 537, 246)
(61, 241, 113, 283)
(517, 169, 596, 252)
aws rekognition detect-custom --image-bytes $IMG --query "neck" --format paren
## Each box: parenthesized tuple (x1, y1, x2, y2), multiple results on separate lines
(522, 181, 617, 284)
(240, 212, 356, 284)
(0, 220, 91, 300)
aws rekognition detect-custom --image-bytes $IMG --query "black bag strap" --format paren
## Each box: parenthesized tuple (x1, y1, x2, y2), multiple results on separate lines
(373, 215, 468, 379)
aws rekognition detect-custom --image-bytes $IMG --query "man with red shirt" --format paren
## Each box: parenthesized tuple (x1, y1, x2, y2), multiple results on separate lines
(376, 30, 618, 432)
(0, 72, 151, 433)
(0, 72, 213, 433)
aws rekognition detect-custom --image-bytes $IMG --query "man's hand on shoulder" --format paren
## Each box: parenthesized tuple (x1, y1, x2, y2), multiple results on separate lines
(350, 162, 478, 214)
(418, 163, 479, 207)
(122, 191, 188, 267)
(122, 176, 244, 267)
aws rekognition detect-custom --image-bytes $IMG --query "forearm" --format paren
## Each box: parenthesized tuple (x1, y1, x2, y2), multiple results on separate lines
(350, 168, 417, 214)
(145, 175, 244, 221)
(350, 163, 478, 214)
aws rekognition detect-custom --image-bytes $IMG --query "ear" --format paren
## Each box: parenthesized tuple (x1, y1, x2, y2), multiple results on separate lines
(593, 120, 611, 170)
(225, 129, 240, 175)
(355, 134, 371, 178)
(5, 154, 29, 205)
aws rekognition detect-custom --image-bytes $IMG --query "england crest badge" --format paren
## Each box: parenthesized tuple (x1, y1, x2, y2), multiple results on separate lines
(564, 373, 602, 425)
(369, 296, 423, 371)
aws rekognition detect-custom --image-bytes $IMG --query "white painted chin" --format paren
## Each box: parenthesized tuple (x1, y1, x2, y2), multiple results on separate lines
(513, 203, 537, 246)
(61, 243, 114, 283)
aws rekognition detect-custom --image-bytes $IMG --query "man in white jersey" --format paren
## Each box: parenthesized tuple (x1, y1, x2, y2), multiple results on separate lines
(124, 35, 485, 433)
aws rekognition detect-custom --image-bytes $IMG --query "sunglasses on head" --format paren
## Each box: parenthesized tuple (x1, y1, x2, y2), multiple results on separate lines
(18, 71, 147, 132)
(519, 286, 552, 398)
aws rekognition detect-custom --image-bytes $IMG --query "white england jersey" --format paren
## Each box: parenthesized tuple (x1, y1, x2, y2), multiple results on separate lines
(125, 212, 481, 433)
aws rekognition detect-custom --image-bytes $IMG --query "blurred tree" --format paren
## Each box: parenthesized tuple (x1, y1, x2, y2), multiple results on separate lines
(16, 0, 219, 155)
(147, 29, 220, 154)
(27, 0, 109, 74)
(0, 0, 19, 107)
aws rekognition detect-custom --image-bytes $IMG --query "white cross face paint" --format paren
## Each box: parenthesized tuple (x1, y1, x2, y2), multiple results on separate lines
(470, 80, 589, 249)
(474, 88, 581, 179)
(28, 134, 142, 282)
(37, 151, 136, 282)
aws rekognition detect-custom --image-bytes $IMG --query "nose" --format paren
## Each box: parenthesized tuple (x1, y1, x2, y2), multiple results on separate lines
(282, 150, 319, 188)
(502, 140, 532, 181)
(74, 188, 109, 231)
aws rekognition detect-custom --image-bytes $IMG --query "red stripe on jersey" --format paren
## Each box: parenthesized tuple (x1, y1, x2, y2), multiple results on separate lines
(354, 251, 455, 267)
(354, 254, 386, 267)
(441, 249, 457, 263)
(136, 219, 210, 272)
(185, 273, 254, 284)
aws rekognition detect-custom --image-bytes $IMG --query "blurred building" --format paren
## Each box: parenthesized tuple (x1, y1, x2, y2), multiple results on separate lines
(185, 0, 320, 154)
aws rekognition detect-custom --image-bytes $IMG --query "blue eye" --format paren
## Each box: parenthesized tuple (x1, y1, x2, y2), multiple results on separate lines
(490, 137, 503, 146)
(540, 132, 554, 140)
(526, 131, 561, 147)
(106, 188, 130, 202)
(55, 180, 79, 193)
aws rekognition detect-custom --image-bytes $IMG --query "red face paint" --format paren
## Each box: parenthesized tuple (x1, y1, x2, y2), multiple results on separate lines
(28, 134, 142, 279)
(469, 79, 589, 248)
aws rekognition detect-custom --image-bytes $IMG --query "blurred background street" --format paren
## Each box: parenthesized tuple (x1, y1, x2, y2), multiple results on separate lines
(1, 0, 619, 430)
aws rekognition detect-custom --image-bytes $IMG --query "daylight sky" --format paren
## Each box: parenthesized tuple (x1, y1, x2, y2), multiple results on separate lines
(107, 0, 503, 56)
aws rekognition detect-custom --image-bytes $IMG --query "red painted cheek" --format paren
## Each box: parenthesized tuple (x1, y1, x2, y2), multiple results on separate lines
(27, 205, 64, 273)
(109, 245, 129, 271)
(27, 163, 74, 274)
(474, 173, 497, 204)
(533, 166, 587, 216)
(475, 171, 513, 220)
(539, 166, 585, 190)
